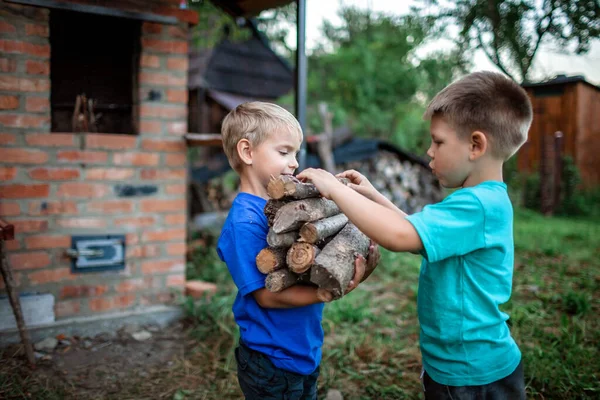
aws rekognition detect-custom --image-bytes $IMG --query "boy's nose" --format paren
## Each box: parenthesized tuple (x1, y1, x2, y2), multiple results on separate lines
(290, 156, 299, 169)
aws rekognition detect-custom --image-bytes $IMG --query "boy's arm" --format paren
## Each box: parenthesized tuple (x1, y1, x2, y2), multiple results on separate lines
(297, 168, 422, 253)
(338, 169, 407, 217)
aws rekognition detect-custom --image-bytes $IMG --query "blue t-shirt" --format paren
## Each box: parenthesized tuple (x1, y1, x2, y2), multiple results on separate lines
(406, 181, 520, 386)
(217, 192, 324, 375)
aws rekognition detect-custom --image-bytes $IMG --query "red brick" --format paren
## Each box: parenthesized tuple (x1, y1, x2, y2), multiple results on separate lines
(0, 133, 16, 145)
(0, 76, 49, 92)
(139, 71, 186, 87)
(113, 152, 159, 166)
(141, 38, 187, 54)
(126, 233, 139, 246)
(116, 278, 144, 293)
(0, 95, 19, 109)
(28, 201, 77, 216)
(185, 280, 217, 299)
(0, 167, 17, 181)
(165, 153, 186, 167)
(140, 54, 160, 68)
(55, 300, 81, 318)
(86, 168, 135, 180)
(56, 218, 106, 229)
(4, 240, 20, 251)
(139, 120, 162, 134)
(165, 184, 186, 195)
(0, 114, 49, 128)
(164, 213, 186, 225)
(9, 251, 51, 270)
(0, 40, 50, 57)
(25, 24, 48, 37)
(114, 216, 156, 227)
(126, 244, 160, 259)
(140, 292, 174, 306)
(29, 167, 80, 180)
(60, 285, 108, 299)
(168, 26, 187, 39)
(0, 58, 17, 73)
(58, 182, 109, 198)
(0, 21, 17, 33)
(140, 169, 186, 180)
(0, 184, 49, 198)
(25, 60, 49, 75)
(25, 234, 70, 249)
(12, 219, 48, 233)
(166, 274, 185, 287)
(142, 22, 162, 34)
(28, 268, 74, 285)
(166, 89, 187, 103)
(142, 229, 185, 242)
(141, 104, 187, 120)
(141, 139, 185, 152)
(0, 202, 20, 217)
(25, 96, 49, 111)
(166, 121, 187, 135)
(89, 294, 135, 312)
(166, 242, 186, 256)
(57, 150, 108, 164)
(85, 134, 137, 150)
(167, 57, 188, 71)
(0, 148, 48, 164)
(26, 133, 75, 147)
(141, 199, 185, 213)
(87, 200, 134, 213)
(141, 259, 185, 274)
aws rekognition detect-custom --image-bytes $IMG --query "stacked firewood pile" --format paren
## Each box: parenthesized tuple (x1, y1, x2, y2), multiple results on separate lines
(339, 150, 443, 214)
(256, 175, 374, 299)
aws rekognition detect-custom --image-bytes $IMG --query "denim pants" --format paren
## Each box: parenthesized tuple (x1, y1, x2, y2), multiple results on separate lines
(422, 361, 526, 400)
(235, 341, 320, 400)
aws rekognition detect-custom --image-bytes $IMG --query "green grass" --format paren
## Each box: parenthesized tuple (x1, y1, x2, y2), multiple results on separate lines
(2, 208, 598, 399)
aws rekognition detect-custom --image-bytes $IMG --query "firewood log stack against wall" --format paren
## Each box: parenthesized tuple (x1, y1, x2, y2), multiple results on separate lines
(256, 175, 373, 299)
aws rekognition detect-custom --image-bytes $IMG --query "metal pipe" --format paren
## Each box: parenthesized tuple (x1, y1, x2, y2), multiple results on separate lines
(295, 0, 308, 171)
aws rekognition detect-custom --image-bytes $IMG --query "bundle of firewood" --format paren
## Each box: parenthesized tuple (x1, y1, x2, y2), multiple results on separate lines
(256, 175, 373, 300)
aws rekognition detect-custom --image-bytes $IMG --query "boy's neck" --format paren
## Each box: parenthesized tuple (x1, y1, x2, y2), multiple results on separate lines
(238, 172, 269, 200)
(462, 159, 504, 188)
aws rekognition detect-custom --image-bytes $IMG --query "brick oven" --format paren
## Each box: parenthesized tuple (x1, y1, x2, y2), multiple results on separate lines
(0, 0, 198, 338)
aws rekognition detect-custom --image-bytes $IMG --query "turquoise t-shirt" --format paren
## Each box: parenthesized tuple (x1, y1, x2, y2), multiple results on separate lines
(406, 181, 520, 386)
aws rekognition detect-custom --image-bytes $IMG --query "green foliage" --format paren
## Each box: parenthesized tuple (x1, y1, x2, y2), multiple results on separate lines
(418, 0, 600, 82)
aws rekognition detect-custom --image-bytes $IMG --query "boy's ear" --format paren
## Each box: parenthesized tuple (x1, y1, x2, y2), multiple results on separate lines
(237, 139, 253, 166)
(469, 131, 487, 161)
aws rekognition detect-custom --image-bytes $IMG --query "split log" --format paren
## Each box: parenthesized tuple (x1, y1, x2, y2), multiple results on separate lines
(267, 175, 350, 200)
(299, 214, 349, 244)
(266, 229, 299, 248)
(272, 198, 341, 233)
(256, 247, 287, 274)
(265, 269, 311, 292)
(287, 242, 320, 274)
(310, 223, 370, 299)
(264, 199, 286, 226)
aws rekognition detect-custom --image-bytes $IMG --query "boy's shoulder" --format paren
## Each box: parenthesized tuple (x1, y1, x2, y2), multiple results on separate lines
(222, 192, 269, 232)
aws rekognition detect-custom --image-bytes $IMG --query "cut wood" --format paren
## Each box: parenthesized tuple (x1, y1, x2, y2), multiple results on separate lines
(266, 229, 299, 248)
(255, 247, 287, 274)
(264, 199, 286, 226)
(310, 223, 370, 299)
(287, 242, 320, 274)
(265, 269, 300, 292)
(272, 198, 341, 233)
(267, 175, 350, 200)
(299, 214, 349, 244)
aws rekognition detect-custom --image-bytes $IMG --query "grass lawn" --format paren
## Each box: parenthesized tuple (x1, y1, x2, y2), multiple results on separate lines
(2, 208, 598, 399)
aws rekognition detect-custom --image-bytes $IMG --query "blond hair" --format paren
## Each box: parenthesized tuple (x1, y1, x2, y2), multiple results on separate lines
(424, 71, 533, 160)
(221, 102, 302, 171)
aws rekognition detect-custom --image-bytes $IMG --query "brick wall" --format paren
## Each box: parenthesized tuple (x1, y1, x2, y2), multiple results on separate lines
(0, 3, 189, 320)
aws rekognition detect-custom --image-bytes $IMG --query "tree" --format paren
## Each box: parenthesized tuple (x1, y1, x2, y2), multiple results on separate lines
(419, 0, 600, 82)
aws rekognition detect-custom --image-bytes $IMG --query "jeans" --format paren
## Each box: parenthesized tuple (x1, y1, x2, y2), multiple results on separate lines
(235, 341, 320, 400)
(423, 361, 526, 400)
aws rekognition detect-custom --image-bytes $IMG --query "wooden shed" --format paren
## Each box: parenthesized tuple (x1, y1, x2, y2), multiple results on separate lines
(519, 75, 600, 187)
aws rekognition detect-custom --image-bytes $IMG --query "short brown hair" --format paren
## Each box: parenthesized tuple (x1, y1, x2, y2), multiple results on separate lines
(423, 71, 533, 160)
(221, 102, 302, 171)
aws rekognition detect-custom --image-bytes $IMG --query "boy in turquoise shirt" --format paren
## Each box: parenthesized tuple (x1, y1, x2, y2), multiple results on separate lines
(298, 71, 533, 399)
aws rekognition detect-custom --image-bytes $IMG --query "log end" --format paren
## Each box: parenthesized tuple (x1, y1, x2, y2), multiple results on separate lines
(299, 224, 318, 244)
(310, 264, 343, 299)
(267, 176, 286, 200)
(256, 248, 282, 274)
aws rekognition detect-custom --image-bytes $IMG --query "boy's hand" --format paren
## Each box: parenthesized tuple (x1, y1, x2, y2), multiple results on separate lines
(316, 288, 333, 303)
(296, 168, 342, 199)
(362, 241, 381, 282)
(345, 253, 367, 294)
(337, 169, 376, 200)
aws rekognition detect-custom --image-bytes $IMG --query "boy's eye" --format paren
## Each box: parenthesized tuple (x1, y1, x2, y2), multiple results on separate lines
(279, 151, 288, 155)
